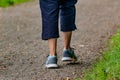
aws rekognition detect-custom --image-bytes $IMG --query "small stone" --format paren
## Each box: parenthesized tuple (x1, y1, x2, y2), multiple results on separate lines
(79, 45, 85, 47)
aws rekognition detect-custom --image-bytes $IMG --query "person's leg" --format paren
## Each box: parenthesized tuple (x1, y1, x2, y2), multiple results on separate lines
(60, 0, 77, 49)
(39, 0, 59, 68)
(59, 0, 77, 32)
(48, 38, 57, 56)
(63, 31, 72, 50)
(60, 0, 78, 62)
(40, 0, 59, 40)
(62, 31, 77, 62)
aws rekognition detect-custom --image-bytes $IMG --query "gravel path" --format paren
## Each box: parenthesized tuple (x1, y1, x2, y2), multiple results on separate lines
(0, 0, 120, 80)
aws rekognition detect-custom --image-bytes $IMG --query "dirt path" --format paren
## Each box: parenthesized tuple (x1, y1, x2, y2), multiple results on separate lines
(0, 0, 120, 80)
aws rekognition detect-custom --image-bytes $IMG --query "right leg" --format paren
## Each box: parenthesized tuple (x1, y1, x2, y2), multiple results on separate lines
(59, 0, 77, 50)
(60, 0, 78, 62)
(63, 31, 72, 50)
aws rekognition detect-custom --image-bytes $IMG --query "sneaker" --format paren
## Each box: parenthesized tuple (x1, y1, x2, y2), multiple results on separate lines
(45, 55, 58, 68)
(62, 48, 77, 62)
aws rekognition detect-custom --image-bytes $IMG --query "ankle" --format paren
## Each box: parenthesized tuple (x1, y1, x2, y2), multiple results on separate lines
(49, 53, 57, 56)
(64, 47, 71, 51)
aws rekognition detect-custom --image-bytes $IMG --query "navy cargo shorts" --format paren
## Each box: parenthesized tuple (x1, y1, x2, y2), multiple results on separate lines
(40, 0, 77, 40)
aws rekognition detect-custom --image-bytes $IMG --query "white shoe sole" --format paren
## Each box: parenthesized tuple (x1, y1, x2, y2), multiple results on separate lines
(62, 57, 72, 61)
(46, 64, 58, 68)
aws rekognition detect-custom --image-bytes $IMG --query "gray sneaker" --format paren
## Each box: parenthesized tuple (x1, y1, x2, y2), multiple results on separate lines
(62, 48, 77, 62)
(45, 55, 58, 68)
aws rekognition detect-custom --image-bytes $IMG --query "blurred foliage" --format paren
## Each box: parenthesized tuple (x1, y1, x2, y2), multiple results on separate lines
(0, 0, 30, 7)
(79, 29, 120, 80)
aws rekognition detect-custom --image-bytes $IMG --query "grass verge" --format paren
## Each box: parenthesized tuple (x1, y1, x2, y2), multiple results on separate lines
(78, 29, 120, 80)
(0, 0, 31, 7)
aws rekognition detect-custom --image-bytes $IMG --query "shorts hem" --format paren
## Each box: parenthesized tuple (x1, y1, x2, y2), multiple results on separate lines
(42, 35, 59, 40)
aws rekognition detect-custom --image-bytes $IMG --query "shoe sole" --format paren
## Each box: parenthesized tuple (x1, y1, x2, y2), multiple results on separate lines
(62, 57, 72, 62)
(62, 57, 78, 63)
(46, 64, 58, 68)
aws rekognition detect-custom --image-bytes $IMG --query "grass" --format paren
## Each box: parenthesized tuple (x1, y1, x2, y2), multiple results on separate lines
(79, 29, 120, 80)
(0, 0, 30, 7)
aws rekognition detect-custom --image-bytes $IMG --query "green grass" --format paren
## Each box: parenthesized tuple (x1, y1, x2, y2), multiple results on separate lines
(0, 0, 30, 7)
(79, 29, 120, 80)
